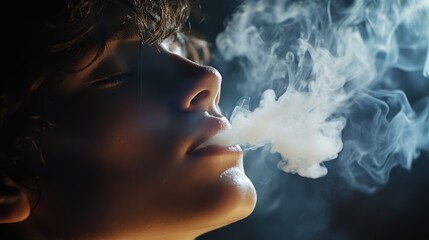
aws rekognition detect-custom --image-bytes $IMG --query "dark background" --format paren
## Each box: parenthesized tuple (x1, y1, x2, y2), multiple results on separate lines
(191, 1, 429, 239)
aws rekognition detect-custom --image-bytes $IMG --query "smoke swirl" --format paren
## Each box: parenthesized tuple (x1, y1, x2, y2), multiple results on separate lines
(211, 0, 429, 193)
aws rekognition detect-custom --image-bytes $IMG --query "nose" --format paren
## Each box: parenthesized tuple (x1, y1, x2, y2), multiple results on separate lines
(180, 64, 222, 112)
(143, 47, 222, 113)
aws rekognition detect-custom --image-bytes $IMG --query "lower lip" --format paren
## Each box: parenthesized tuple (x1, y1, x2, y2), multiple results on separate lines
(189, 144, 242, 157)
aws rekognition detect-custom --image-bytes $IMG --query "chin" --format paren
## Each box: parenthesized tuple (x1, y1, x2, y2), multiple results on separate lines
(195, 166, 257, 233)
(221, 167, 257, 219)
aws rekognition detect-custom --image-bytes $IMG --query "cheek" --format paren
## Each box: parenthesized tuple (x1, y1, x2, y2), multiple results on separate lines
(40, 99, 183, 200)
(86, 108, 188, 195)
(88, 108, 183, 187)
(70, 95, 183, 170)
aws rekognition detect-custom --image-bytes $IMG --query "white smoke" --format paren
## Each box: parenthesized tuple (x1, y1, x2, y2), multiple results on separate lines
(425, 39, 429, 77)
(209, 0, 429, 192)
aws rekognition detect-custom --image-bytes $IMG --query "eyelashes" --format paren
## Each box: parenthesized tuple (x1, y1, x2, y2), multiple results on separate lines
(89, 72, 131, 90)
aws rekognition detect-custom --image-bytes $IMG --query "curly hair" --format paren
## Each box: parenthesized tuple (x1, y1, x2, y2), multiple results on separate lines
(1, 0, 207, 180)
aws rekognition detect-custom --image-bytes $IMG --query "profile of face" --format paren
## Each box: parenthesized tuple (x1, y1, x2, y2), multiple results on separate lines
(0, 2, 256, 240)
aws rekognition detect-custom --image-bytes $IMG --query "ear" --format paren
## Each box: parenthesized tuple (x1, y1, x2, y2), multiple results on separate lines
(0, 176, 31, 223)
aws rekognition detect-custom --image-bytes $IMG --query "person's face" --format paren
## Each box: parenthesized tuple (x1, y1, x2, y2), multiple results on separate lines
(21, 35, 256, 239)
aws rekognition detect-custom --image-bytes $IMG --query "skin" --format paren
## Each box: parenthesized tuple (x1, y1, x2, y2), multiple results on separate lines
(4, 34, 257, 239)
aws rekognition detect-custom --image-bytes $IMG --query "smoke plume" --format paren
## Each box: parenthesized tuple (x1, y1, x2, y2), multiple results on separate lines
(211, 0, 429, 193)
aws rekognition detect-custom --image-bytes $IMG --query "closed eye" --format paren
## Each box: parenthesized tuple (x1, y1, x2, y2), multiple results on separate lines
(89, 73, 130, 89)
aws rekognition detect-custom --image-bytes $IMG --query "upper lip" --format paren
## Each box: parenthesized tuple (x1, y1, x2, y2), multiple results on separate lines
(187, 116, 231, 154)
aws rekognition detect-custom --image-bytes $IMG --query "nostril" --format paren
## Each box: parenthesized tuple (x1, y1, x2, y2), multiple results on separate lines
(190, 90, 210, 107)
(180, 66, 222, 111)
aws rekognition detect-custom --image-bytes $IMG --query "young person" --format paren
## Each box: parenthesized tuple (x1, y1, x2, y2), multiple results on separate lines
(0, 1, 257, 239)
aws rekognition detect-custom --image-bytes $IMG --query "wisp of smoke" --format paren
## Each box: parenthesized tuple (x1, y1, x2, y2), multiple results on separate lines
(207, 0, 429, 193)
